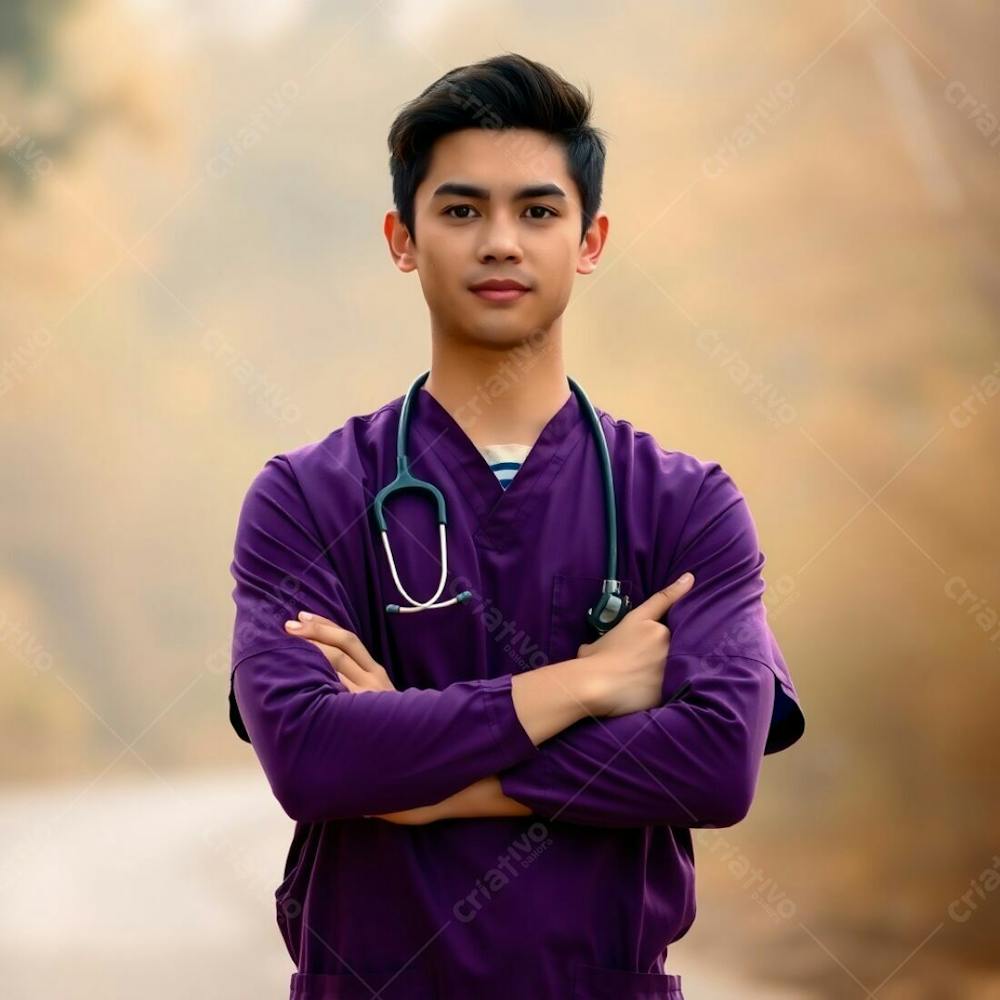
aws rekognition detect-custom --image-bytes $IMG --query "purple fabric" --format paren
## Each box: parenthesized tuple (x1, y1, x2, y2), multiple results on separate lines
(229, 385, 805, 998)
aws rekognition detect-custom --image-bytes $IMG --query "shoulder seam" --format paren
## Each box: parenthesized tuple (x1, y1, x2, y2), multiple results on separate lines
(358, 397, 401, 425)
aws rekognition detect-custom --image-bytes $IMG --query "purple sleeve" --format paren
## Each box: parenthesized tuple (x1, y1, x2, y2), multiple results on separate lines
(498, 464, 803, 829)
(228, 455, 541, 823)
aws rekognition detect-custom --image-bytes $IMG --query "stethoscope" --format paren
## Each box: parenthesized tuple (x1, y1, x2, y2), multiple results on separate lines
(373, 370, 631, 635)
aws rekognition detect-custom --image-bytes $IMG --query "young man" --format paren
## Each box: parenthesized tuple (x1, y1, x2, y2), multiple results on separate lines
(228, 53, 805, 1000)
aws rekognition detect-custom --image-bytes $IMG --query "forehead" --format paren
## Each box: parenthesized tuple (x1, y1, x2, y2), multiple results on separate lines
(420, 127, 572, 194)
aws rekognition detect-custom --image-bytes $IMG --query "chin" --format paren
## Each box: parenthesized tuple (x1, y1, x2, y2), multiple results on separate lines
(476, 320, 550, 350)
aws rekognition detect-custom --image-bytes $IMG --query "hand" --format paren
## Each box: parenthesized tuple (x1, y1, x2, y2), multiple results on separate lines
(368, 803, 443, 825)
(367, 777, 531, 825)
(576, 572, 695, 717)
(284, 612, 398, 693)
(368, 792, 454, 825)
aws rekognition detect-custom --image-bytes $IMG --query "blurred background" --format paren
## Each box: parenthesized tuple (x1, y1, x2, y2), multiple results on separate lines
(2, 1, 999, 997)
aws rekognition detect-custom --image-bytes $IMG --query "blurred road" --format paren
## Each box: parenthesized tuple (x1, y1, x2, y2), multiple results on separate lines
(0, 770, 809, 999)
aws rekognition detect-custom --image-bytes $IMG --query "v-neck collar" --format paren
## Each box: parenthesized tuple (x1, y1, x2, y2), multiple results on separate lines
(406, 384, 589, 549)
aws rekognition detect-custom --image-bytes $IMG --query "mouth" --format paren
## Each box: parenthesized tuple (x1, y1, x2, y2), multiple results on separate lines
(468, 280, 532, 304)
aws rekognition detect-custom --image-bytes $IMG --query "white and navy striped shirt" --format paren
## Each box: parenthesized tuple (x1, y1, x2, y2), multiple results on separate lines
(477, 443, 533, 491)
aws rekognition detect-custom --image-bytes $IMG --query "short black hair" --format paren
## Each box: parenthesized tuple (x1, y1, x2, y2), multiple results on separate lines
(387, 52, 608, 247)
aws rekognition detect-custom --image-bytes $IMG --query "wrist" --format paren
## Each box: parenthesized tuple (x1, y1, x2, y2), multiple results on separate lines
(570, 655, 612, 717)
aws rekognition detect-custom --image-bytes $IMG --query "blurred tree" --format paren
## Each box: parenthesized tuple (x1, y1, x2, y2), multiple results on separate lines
(0, 0, 160, 202)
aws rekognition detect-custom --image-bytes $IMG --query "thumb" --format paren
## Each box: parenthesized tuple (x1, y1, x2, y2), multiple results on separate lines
(628, 572, 695, 622)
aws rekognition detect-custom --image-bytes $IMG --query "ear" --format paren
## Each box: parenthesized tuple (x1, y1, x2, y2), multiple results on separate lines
(577, 212, 609, 275)
(384, 210, 417, 273)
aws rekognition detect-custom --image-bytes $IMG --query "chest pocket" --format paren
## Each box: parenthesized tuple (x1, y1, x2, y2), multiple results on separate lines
(547, 574, 635, 666)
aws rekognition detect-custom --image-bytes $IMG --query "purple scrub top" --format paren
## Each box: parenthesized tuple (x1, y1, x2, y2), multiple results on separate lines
(228, 384, 805, 999)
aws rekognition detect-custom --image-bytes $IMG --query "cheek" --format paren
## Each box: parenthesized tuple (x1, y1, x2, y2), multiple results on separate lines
(413, 257, 455, 309)
(418, 245, 465, 292)
(543, 282, 574, 318)
(536, 256, 576, 307)
(534, 239, 578, 281)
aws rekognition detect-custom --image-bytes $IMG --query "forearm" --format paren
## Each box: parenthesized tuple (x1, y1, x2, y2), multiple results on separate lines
(499, 655, 776, 829)
(237, 644, 608, 823)
(235, 645, 546, 822)
(509, 655, 605, 744)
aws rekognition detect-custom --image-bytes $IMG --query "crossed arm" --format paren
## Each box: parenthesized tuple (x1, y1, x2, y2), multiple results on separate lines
(279, 593, 745, 830)
(282, 609, 592, 825)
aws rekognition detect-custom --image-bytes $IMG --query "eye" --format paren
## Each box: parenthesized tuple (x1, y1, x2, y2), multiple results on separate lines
(442, 204, 479, 219)
(525, 205, 558, 220)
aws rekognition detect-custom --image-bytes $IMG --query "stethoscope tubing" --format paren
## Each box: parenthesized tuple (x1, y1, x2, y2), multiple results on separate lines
(374, 370, 628, 632)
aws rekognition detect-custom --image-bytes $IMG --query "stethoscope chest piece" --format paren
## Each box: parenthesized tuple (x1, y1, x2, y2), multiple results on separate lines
(587, 581, 631, 635)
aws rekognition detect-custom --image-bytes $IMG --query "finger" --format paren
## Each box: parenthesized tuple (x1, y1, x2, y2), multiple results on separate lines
(628, 572, 695, 621)
(285, 616, 358, 658)
(335, 670, 364, 693)
(293, 612, 384, 674)
(300, 638, 369, 685)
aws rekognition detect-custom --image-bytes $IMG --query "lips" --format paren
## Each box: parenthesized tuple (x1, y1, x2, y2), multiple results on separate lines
(470, 279, 529, 291)
(469, 278, 531, 303)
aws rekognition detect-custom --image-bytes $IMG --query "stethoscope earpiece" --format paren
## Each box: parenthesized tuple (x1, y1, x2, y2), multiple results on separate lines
(386, 590, 473, 615)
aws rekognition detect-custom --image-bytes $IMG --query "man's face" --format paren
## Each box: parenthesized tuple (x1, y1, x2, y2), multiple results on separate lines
(388, 127, 606, 347)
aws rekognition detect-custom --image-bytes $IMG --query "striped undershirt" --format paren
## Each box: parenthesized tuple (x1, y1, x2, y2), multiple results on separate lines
(477, 443, 533, 491)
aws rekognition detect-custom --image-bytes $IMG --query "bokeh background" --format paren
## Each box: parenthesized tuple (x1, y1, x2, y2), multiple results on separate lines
(3, 1, 999, 997)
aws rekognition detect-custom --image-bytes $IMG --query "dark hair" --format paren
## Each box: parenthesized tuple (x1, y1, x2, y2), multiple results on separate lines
(387, 52, 608, 246)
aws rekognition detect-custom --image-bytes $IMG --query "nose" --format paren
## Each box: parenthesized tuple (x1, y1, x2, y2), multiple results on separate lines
(477, 215, 523, 264)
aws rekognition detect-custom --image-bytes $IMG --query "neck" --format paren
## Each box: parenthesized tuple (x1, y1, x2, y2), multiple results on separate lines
(423, 319, 571, 448)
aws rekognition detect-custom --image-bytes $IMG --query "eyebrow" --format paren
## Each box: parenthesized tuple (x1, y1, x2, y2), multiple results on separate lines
(431, 181, 567, 201)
